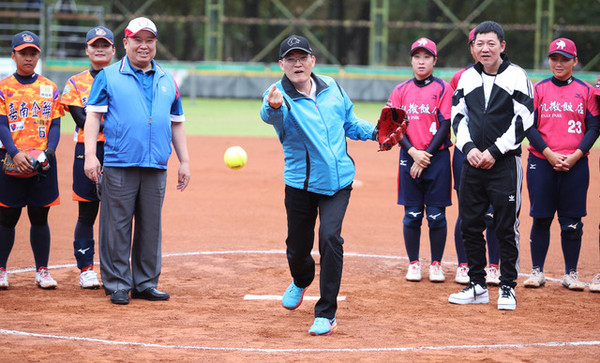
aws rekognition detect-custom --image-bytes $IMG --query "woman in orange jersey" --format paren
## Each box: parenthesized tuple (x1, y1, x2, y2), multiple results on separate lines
(61, 26, 115, 289)
(0, 31, 63, 290)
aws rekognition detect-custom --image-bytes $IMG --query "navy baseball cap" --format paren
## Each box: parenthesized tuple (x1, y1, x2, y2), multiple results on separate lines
(12, 31, 41, 52)
(86, 26, 114, 45)
(279, 35, 312, 59)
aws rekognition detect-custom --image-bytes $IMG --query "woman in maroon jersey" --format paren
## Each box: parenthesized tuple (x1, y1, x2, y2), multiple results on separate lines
(524, 38, 600, 291)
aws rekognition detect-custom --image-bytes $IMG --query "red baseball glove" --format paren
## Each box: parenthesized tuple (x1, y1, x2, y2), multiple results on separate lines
(2, 149, 49, 178)
(376, 107, 409, 151)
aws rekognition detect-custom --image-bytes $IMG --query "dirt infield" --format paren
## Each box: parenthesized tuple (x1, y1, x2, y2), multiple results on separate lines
(1, 135, 600, 362)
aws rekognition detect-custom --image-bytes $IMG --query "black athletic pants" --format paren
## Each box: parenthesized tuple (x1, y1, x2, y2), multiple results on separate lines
(284, 184, 351, 319)
(459, 156, 522, 288)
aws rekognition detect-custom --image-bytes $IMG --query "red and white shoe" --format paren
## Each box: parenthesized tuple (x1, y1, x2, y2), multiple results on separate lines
(429, 261, 445, 282)
(406, 261, 422, 282)
(589, 273, 600, 293)
(485, 264, 500, 286)
(455, 264, 469, 285)
(80, 268, 100, 289)
(35, 267, 57, 289)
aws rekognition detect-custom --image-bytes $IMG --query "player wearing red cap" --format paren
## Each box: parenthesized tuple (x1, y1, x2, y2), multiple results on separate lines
(592, 77, 600, 293)
(0, 31, 63, 289)
(524, 38, 600, 291)
(61, 26, 115, 289)
(450, 28, 501, 286)
(386, 37, 453, 283)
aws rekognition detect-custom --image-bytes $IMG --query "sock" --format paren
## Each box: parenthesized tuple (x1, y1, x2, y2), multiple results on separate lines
(0, 225, 15, 268)
(30, 224, 50, 271)
(485, 227, 500, 266)
(454, 216, 467, 264)
(74, 238, 95, 270)
(561, 238, 582, 274)
(74, 221, 94, 240)
(403, 225, 421, 262)
(429, 226, 447, 263)
(529, 223, 550, 271)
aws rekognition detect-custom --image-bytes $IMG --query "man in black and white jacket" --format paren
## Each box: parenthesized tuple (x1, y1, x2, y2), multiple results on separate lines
(448, 20, 534, 310)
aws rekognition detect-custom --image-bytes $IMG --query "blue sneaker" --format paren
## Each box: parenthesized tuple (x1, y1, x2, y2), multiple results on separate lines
(282, 281, 308, 310)
(309, 317, 337, 336)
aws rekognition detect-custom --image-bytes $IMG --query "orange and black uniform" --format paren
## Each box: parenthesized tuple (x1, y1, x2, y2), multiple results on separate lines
(0, 72, 62, 270)
(61, 68, 106, 270)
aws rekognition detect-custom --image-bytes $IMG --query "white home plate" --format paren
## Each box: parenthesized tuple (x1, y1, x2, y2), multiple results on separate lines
(244, 295, 346, 301)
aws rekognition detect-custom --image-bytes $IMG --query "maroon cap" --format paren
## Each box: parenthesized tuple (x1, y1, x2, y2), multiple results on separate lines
(468, 28, 476, 44)
(410, 37, 437, 57)
(548, 38, 577, 59)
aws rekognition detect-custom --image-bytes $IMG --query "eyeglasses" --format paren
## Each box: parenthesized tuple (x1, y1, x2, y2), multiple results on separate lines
(283, 55, 311, 64)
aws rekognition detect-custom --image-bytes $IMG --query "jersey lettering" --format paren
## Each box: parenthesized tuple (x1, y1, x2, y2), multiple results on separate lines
(31, 101, 41, 117)
(19, 101, 28, 118)
(7, 103, 17, 121)
(0, 74, 63, 150)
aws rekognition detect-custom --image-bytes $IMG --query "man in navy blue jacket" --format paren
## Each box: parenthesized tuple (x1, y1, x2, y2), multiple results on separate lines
(260, 35, 376, 336)
(84, 17, 191, 305)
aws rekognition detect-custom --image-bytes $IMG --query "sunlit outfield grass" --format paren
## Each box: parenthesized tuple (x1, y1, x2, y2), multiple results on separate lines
(180, 97, 383, 137)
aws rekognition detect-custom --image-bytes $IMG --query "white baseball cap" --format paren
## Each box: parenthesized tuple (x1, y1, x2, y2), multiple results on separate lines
(125, 17, 157, 37)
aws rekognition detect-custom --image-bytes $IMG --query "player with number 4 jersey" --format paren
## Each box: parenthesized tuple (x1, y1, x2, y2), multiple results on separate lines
(525, 38, 600, 291)
(386, 38, 453, 283)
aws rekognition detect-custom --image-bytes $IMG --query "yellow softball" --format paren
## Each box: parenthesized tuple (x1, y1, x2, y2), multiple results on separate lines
(224, 146, 248, 169)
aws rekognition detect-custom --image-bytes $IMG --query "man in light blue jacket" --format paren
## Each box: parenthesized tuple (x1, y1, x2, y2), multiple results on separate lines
(260, 35, 376, 336)
(84, 17, 191, 305)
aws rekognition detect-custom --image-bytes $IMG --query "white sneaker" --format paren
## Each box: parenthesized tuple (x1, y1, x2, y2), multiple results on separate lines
(448, 282, 489, 304)
(79, 270, 100, 289)
(0, 267, 8, 289)
(35, 267, 57, 289)
(498, 285, 516, 310)
(429, 261, 445, 282)
(405, 261, 422, 282)
(589, 273, 600, 293)
(455, 264, 469, 285)
(523, 267, 546, 288)
(562, 270, 585, 291)
(485, 264, 500, 285)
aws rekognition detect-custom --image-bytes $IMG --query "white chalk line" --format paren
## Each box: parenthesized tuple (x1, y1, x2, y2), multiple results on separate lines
(0, 249, 586, 354)
(1, 328, 599, 353)
(3, 250, 565, 283)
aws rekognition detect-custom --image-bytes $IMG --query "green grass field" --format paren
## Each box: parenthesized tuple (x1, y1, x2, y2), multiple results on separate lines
(181, 98, 382, 137)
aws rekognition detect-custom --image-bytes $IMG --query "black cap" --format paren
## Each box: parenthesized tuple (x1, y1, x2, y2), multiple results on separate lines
(279, 35, 312, 59)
